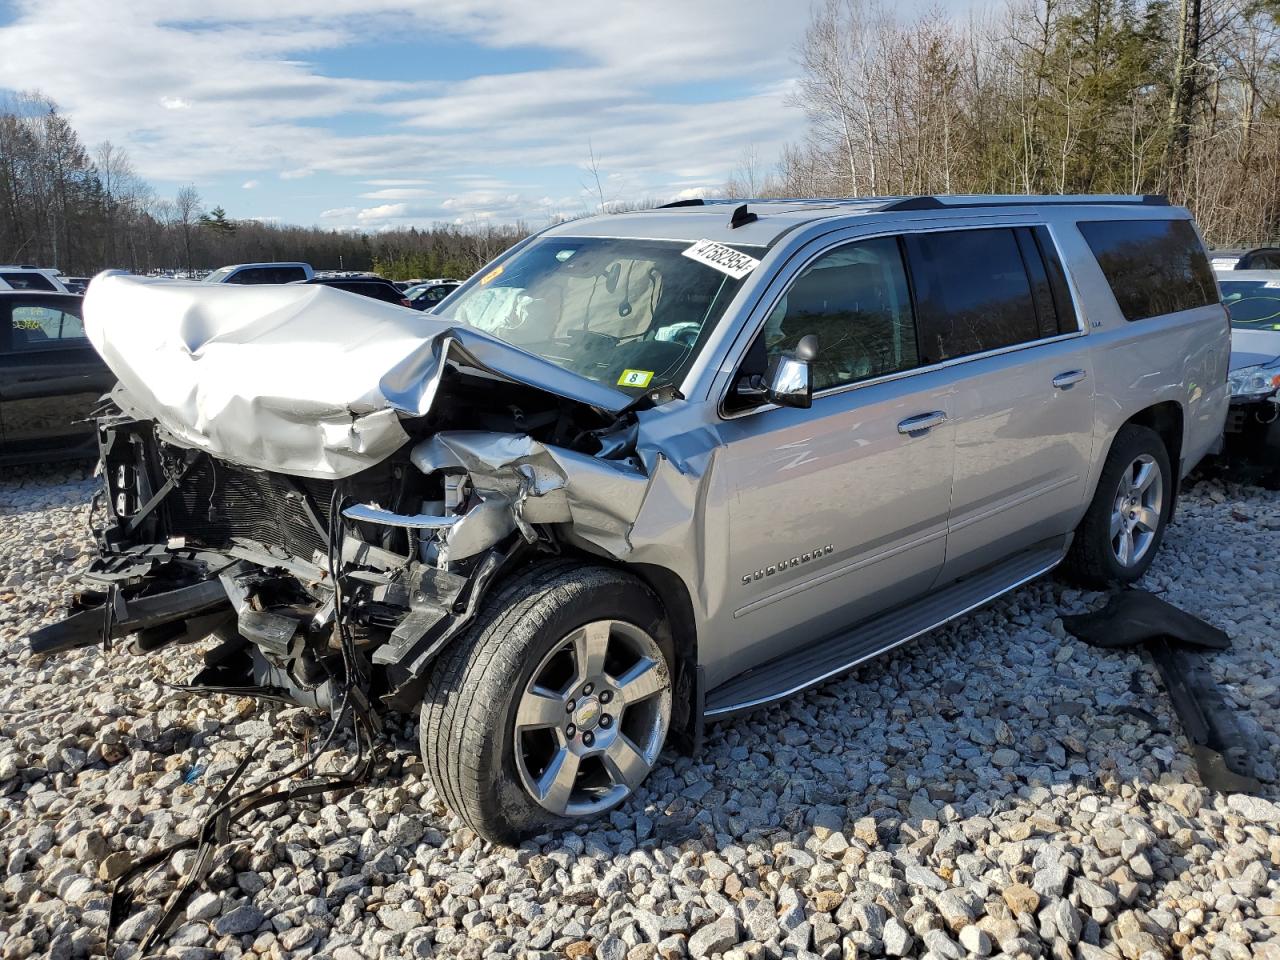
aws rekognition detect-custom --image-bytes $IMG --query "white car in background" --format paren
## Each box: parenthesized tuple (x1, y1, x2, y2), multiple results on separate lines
(1216, 268, 1280, 458)
(0, 266, 74, 294)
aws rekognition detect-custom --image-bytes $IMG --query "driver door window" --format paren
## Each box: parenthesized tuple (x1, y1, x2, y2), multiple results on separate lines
(763, 236, 920, 392)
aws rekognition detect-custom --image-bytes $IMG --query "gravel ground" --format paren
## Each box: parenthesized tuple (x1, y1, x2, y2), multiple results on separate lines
(1, 463, 1278, 960)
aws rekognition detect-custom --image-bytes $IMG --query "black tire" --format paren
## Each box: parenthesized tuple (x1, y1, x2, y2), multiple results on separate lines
(420, 559, 673, 843)
(1061, 423, 1173, 587)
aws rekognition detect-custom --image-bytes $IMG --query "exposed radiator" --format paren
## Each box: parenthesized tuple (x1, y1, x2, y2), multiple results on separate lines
(165, 456, 333, 560)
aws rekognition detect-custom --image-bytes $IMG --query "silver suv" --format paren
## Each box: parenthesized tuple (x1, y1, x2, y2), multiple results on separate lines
(32, 195, 1229, 841)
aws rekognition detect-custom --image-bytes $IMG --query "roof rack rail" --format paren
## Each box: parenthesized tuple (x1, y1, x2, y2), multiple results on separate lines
(879, 194, 1169, 212)
(658, 198, 706, 208)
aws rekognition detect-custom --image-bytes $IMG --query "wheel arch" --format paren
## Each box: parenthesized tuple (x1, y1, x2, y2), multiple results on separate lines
(552, 547, 703, 754)
(1094, 400, 1185, 519)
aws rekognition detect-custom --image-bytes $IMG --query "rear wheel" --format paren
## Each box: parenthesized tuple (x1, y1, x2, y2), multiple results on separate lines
(1062, 424, 1172, 587)
(420, 561, 673, 842)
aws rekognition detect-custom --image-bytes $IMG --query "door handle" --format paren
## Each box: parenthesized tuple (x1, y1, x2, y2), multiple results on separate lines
(1052, 369, 1088, 389)
(897, 411, 948, 435)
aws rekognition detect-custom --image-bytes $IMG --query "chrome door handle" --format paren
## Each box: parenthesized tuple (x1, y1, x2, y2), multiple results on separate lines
(1052, 369, 1088, 389)
(897, 411, 947, 435)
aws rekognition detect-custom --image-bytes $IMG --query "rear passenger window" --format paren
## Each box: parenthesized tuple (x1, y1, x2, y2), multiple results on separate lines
(2, 272, 56, 291)
(763, 236, 919, 392)
(903, 228, 1040, 363)
(1077, 218, 1217, 321)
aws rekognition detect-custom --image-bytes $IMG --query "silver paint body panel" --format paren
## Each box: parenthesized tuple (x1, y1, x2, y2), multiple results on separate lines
(492, 201, 1229, 696)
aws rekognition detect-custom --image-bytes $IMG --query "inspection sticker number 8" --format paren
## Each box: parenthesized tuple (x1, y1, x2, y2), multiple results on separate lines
(617, 369, 654, 388)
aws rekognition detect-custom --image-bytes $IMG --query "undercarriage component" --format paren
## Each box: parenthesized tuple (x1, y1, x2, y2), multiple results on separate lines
(29, 579, 230, 655)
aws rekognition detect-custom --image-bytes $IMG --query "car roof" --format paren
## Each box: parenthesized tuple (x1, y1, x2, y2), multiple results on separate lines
(220, 262, 311, 270)
(542, 194, 1183, 247)
(1215, 269, 1280, 281)
(0, 290, 82, 300)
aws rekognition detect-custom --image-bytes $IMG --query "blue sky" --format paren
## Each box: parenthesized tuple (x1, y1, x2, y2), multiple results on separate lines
(0, 0, 966, 230)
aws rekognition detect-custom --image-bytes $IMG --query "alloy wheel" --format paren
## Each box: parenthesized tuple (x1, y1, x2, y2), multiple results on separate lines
(513, 620, 671, 817)
(1110, 454, 1163, 568)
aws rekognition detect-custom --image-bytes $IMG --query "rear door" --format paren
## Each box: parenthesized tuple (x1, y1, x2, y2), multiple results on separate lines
(0, 295, 113, 457)
(901, 226, 1095, 582)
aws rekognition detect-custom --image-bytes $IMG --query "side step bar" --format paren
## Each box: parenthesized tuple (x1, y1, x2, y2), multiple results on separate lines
(705, 538, 1067, 719)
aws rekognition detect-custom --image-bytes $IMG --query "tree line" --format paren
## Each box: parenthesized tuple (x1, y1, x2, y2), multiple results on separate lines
(730, 0, 1280, 247)
(5, 0, 1280, 276)
(0, 91, 528, 280)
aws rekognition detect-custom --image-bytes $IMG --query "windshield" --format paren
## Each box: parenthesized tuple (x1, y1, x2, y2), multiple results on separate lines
(441, 236, 761, 394)
(205, 267, 235, 283)
(1220, 279, 1280, 330)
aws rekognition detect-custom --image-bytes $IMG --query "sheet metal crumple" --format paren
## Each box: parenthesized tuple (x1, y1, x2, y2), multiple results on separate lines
(410, 431, 651, 557)
(83, 273, 631, 480)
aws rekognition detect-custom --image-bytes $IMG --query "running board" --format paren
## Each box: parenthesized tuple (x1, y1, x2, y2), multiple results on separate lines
(704, 538, 1067, 719)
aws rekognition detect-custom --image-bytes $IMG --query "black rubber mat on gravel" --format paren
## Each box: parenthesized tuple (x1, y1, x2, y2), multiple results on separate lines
(1062, 589, 1266, 793)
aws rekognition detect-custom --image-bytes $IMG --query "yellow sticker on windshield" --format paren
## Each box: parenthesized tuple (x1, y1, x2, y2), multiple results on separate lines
(617, 369, 654, 388)
(478, 265, 503, 285)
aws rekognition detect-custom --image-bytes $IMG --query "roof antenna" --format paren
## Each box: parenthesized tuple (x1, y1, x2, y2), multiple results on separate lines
(729, 204, 757, 229)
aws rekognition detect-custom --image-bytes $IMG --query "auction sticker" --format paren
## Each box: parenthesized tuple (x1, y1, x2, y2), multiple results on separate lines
(682, 239, 760, 279)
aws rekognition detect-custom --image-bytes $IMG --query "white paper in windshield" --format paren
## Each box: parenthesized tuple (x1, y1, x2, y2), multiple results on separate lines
(682, 239, 760, 279)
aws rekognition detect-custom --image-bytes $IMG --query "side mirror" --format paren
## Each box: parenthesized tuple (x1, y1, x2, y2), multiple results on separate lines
(766, 334, 818, 409)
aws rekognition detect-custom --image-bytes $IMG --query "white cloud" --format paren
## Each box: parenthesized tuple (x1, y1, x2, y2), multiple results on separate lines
(241, 179, 260, 189)
(0, 0, 809, 224)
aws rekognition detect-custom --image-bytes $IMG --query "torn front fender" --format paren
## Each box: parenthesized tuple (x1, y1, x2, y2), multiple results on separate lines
(409, 431, 653, 556)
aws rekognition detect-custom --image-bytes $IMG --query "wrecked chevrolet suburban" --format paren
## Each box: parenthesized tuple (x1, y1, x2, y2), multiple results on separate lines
(30, 195, 1229, 841)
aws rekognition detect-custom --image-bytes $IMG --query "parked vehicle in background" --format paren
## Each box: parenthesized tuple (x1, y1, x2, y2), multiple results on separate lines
(31, 195, 1228, 842)
(1210, 246, 1280, 271)
(0, 291, 114, 464)
(204, 262, 314, 284)
(0, 266, 73, 294)
(297, 275, 413, 307)
(59, 276, 90, 295)
(405, 280, 461, 310)
(1215, 268, 1280, 459)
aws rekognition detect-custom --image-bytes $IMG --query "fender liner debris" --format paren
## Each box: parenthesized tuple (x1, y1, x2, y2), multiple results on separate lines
(1062, 589, 1269, 793)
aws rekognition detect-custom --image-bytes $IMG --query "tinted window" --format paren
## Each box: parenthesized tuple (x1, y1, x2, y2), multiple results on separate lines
(2, 271, 57, 291)
(328, 280, 401, 303)
(9, 303, 86, 350)
(904, 228, 1039, 363)
(230, 266, 306, 284)
(1077, 218, 1217, 321)
(1240, 250, 1280, 270)
(763, 236, 919, 391)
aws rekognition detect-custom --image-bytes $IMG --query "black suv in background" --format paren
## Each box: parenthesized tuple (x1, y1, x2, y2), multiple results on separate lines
(298, 276, 413, 307)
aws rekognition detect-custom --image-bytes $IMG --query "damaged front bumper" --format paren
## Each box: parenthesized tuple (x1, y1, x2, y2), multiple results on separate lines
(32, 403, 655, 714)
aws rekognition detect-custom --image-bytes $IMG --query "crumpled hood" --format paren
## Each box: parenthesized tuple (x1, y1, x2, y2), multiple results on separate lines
(84, 273, 631, 479)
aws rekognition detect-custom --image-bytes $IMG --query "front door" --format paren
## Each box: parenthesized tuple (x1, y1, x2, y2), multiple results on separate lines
(709, 235, 957, 686)
(0, 296, 110, 458)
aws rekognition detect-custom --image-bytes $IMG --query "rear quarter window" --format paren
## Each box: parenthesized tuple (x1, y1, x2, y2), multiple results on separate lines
(1, 272, 57, 291)
(1077, 218, 1217, 322)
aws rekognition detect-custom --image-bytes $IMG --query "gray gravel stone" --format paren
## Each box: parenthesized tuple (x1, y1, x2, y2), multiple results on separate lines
(5, 465, 1280, 960)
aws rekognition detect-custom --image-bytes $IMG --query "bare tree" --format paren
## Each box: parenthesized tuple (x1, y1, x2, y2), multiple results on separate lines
(173, 184, 203, 277)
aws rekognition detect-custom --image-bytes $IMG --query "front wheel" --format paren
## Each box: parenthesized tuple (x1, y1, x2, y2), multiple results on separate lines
(1062, 424, 1172, 587)
(420, 561, 673, 843)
